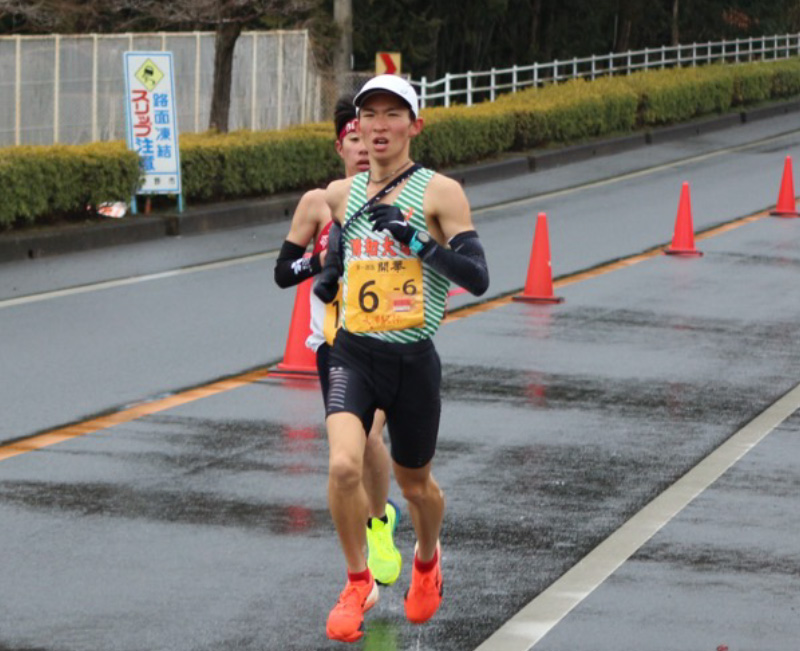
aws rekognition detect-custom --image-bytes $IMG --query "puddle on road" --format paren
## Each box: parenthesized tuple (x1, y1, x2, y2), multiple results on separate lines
(636, 541, 800, 576)
(0, 478, 330, 536)
(0, 415, 334, 535)
(715, 250, 800, 269)
(441, 364, 765, 426)
(116, 415, 328, 477)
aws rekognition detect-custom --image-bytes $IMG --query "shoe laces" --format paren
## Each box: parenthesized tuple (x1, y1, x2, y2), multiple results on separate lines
(337, 581, 368, 610)
(415, 567, 439, 593)
(370, 520, 394, 553)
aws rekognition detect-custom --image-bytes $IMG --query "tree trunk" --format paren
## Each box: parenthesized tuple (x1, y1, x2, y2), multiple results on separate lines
(671, 0, 679, 46)
(208, 20, 242, 133)
(333, 0, 352, 97)
(528, 0, 543, 61)
(615, 0, 635, 53)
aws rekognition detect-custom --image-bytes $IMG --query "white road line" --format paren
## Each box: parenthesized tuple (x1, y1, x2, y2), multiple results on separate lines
(474, 380, 800, 651)
(0, 250, 277, 310)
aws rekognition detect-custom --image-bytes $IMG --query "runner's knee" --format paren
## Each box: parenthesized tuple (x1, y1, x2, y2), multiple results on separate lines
(329, 455, 362, 491)
(398, 475, 437, 504)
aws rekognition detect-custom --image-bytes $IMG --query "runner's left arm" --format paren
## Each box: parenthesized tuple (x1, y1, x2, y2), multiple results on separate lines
(367, 177, 489, 296)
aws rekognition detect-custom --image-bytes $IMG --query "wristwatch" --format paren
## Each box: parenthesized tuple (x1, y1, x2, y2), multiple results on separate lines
(409, 230, 431, 255)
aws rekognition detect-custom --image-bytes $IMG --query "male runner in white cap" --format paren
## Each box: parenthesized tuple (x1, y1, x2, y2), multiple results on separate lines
(315, 75, 489, 642)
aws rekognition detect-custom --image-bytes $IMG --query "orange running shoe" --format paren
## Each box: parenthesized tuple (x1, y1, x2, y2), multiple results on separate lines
(326, 574, 379, 643)
(404, 541, 443, 624)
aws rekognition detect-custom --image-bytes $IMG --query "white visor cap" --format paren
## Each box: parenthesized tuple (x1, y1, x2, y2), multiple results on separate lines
(354, 74, 419, 119)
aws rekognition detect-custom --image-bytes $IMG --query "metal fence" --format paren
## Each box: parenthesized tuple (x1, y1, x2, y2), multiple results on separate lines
(414, 33, 800, 108)
(0, 30, 324, 147)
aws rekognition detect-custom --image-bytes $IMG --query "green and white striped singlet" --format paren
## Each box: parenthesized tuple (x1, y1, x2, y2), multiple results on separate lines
(341, 167, 450, 343)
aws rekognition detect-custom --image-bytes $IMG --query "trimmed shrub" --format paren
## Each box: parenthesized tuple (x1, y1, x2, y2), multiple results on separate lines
(769, 57, 800, 98)
(179, 129, 342, 202)
(413, 104, 516, 168)
(494, 77, 637, 149)
(624, 69, 701, 125)
(691, 65, 734, 115)
(0, 142, 140, 228)
(730, 62, 772, 105)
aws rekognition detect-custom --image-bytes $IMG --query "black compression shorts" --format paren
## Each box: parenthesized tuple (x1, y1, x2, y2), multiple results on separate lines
(316, 342, 332, 408)
(326, 329, 442, 469)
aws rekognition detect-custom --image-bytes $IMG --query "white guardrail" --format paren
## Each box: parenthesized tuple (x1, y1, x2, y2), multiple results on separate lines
(413, 33, 800, 108)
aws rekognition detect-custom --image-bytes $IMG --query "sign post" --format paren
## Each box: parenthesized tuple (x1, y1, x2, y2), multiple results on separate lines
(123, 51, 183, 214)
(375, 52, 402, 75)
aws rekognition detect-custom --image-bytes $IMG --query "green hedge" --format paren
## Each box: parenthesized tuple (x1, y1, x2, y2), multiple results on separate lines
(179, 130, 342, 202)
(3, 57, 800, 229)
(769, 58, 800, 97)
(413, 104, 516, 168)
(492, 77, 638, 149)
(0, 142, 140, 228)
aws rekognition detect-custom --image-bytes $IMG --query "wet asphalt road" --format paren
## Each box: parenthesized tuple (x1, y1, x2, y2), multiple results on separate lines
(2, 114, 800, 650)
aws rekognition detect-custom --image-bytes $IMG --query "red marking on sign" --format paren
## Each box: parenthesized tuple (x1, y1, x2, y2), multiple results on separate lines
(393, 298, 413, 312)
(380, 52, 397, 75)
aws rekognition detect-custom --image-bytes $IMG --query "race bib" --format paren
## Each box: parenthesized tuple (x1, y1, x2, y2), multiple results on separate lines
(345, 258, 425, 333)
(323, 283, 343, 346)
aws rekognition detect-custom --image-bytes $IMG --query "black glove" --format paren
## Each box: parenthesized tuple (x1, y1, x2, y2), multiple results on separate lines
(368, 204, 416, 245)
(313, 222, 343, 304)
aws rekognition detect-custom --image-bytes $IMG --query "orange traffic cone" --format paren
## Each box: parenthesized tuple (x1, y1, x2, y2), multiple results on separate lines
(665, 182, 703, 257)
(271, 277, 318, 380)
(770, 156, 800, 217)
(513, 212, 564, 304)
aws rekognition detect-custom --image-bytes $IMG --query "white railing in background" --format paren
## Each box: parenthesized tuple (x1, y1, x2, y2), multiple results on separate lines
(414, 33, 800, 108)
(0, 30, 324, 147)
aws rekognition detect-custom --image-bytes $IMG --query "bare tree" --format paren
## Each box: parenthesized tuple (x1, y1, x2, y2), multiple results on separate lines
(332, 0, 351, 97)
(123, 0, 311, 132)
(670, 0, 679, 46)
(0, 0, 117, 31)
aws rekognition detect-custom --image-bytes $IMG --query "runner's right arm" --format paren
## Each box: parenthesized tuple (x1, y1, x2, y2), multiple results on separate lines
(274, 189, 327, 288)
(313, 178, 351, 303)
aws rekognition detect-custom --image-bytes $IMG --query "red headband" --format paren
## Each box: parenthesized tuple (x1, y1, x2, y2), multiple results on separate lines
(338, 118, 358, 142)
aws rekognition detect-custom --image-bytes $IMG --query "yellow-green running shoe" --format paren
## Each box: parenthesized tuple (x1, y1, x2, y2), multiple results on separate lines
(366, 499, 402, 586)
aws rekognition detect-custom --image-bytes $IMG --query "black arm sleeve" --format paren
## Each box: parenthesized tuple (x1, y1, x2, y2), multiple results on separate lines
(419, 230, 489, 296)
(313, 222, 344, 303)
(274, 240, 322, 288)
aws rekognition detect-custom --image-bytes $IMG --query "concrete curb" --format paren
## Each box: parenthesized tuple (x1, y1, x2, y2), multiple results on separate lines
(645, 112, 745, 144)
(163, 193, 303, 237)
(0, 215, 167, 262)
(2, 99, 799, 264)
(530, 133, 647, 171)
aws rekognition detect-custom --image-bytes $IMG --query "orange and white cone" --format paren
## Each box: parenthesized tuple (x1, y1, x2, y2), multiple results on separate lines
(271, 278, 318, 380)
(513, 212, 564, 304)
(770, 156, 800, 217)
(665, 182, 703, 257)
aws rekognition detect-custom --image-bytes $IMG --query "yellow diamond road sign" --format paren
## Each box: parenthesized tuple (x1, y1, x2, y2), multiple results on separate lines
(135, 58, 164, 91)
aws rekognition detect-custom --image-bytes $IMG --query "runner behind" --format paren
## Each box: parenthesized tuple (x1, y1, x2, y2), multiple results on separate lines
(273, 95, 402, 588)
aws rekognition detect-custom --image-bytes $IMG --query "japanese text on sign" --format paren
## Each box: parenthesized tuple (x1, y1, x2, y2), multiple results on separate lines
(124, 52, 181, 194)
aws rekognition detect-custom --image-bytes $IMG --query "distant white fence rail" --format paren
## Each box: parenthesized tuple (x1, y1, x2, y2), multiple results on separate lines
(0, 29, 323, 147)
(414, 33, 800, 108)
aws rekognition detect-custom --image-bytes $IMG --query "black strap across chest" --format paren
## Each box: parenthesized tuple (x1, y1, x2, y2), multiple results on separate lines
(341, 163, 422, 237)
